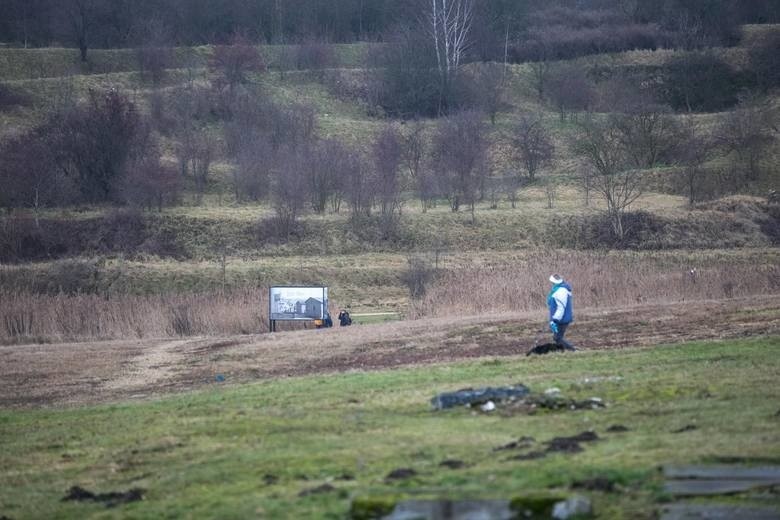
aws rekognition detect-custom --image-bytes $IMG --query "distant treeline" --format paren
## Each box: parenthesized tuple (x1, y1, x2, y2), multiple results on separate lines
(1, 0, 778, 55)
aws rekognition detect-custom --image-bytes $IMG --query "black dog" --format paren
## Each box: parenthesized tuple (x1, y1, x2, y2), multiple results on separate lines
(526, 343, 568, 356)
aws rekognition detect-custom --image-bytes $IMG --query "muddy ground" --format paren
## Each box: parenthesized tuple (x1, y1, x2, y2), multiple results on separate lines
(1, 296, 779, 409)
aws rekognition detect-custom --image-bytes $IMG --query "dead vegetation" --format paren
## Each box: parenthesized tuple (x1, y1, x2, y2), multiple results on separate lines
(0, 288, 274, 343)
(412, 250, 779, 319)
(1, 295, 778, 408)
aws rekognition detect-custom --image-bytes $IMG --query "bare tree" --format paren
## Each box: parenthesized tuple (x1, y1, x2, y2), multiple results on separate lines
(189, 131, 217, 205)
(420, 0, 476, 113)
(662, 51, 737, 113)
(676, 119, 715, 206)
(573, 116, 644, 241)
(233, 136, 272, 203)
(748, 29, 780, 92)
(122, 155, 180, 212)
(546, 63, 594, 122)
(402, 121, 432, 211)
(502, 171, 525, 209)
(0, 126, 73, 220)
(466, 64, 504, 124)
(373, 125, 404, 217)
(57, 0, 101, 62)
(432, 110, 489, 222)
(135, 19, 172, 86)
(306, 139, 348, 214)
(344, 149, 373, 219)
(295, 38, 338, 75)
(53, 89, 146, 203)
(512, 114, 555, 182)
(210, 33, 265, 95)
(715, 98, 777, 183)
(527, 37, 551, 101)
(543, 174, 557, 209)
(270, 145, 308, 238)
(612, 103, 683, 169)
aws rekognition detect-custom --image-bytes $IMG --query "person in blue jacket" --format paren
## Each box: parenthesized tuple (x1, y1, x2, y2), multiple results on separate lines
(547, 274, 576, 351)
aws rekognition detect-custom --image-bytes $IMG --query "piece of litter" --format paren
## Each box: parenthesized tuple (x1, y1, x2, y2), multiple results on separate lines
(480, 401, 496, 412)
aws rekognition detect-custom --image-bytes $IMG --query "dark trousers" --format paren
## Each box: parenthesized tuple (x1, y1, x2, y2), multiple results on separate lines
(554, 322, 575, 350)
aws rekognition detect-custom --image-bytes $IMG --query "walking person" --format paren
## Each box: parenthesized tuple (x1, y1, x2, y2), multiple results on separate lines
(547, 274, 576, 351)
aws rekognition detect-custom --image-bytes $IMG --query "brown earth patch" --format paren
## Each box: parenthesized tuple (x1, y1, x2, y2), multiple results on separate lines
(0, 296, 779, 408)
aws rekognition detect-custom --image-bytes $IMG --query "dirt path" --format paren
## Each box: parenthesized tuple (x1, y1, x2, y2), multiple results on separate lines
(1, 296, 779, 409)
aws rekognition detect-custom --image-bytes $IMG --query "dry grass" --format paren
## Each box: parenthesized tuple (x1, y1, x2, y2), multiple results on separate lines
(411, 251, 780, 318)
(0, 288, 276, 344)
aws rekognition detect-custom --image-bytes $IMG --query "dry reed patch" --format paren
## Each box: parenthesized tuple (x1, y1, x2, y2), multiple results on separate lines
(411, 251, 780, 319)
(0, 288, 275, 344)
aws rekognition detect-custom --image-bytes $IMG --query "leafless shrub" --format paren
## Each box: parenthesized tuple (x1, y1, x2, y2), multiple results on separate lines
(512, 114, 555, 182)
(209, 33, 266, 93)
(402, 121, 434, 211)
(233, 136, 272, 203)
(344, 149, 373, 220)
(189, 131, 218, 205)
(511, 7, 665, 63)
(462, 64, 505, 124)
(546, 63, 594, 121)
(675, 119, 716, 206)
(715, 98, 776, 183)
(502, 172, 527, 209)
(0, 125, 75, 213)
(134, 19, 172, 86)
(543, 175, 558, 209)
(431, 110, 489, 222)
(295, 39, 338, 73)
(305, 139, 348, 214)
(122, 157, 180, 211)
(373, 124, 404, 222)
(747, 29, 780, 92)
(26, 89, 150, 204)
(660, 51, 739, 112)
(612, 104, 683, 169)
(401, 254, 436, 299)
(270, 144, 309, 238)
(0, 84, 30, 111)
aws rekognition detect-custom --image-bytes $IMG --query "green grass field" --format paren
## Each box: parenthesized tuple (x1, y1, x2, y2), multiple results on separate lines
(2, 337, 779, 519)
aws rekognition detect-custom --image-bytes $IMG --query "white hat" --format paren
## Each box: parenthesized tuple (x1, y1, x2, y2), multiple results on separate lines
(549, 274, 563, 284)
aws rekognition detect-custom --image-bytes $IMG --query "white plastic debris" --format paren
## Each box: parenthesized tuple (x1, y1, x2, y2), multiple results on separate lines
(480, 401, 496, 412)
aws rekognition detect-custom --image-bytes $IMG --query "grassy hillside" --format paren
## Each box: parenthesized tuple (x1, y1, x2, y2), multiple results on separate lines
(1, 337, 778, 518)
(1, 29, 778, 335)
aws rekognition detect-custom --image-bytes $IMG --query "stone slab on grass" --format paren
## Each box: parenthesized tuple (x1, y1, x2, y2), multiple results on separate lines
(661, 503, 780, 520)
(664, 465, 780, 497)
(665, 479, 780, 496)
(664, 465, 780, 481)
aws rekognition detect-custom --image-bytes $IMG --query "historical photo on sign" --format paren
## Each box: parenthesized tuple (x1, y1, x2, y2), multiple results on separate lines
(269, 286, 328, 321)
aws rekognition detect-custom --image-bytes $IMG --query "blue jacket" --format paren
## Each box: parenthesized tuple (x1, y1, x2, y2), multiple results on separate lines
(547, 282, 573, 324)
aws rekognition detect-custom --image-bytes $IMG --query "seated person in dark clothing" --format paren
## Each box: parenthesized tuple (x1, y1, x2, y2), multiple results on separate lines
(338, 310, 352, 326)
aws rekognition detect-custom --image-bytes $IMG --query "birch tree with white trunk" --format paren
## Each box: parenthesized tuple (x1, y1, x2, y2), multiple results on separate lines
(421, 0, 475, 110)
